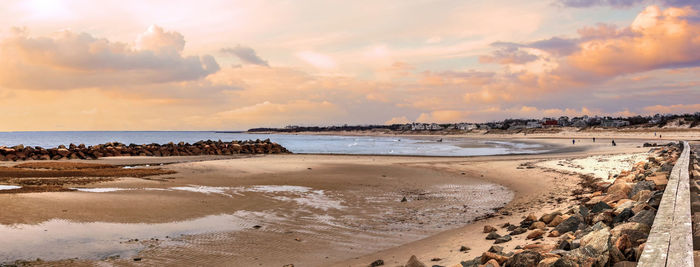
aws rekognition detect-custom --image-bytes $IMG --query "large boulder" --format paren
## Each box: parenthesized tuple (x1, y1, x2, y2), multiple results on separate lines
(645, 173, 668, 190)
(629, 209, 655, 227)
(629, 181, 655, 198)
(503, 251, 542, 267)
(554, 214, 584, 234)
(481, 252, 509, 265)
(610, 222, 651, 245)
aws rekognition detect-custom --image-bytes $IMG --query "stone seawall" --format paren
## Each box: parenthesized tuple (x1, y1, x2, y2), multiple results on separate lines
(0, 139, 290, 161)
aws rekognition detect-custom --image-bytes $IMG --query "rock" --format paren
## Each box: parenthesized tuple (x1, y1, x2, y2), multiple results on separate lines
(536, 257, 559, 267)
(579, 224, 611, 255)
(590, 201, 612, 213)
(647, 191, 664, 208)
(629, 209, 655, 227)
(612, 262, 637, 267)
(610, 222, 651, 245)
(482, 259, 501, 267)
(548, 230, 561, 237)
(554, 214, 583, 234)
(547, 215, 564, 227)
(486, 232, 502, 240)
(405, 255, 426, 267)
(592, 212, 613, 225)
(629, 181, 655, 198)
(527, 229, 546, 240)
(503, 251, 543, 267)
(495, 235, 512, 244)
(613, 201, 635, 215)
(614, 234, 632, 252)
(526, 213, 538, 221)
(510, 227, 528, 235)
(507, 224, 519, 231)
(401, 196, 408, 202)
(369, 259, 384, 267)
(631, 202, 651, 214)
(488, 245, 504, 254)
(460, 246, 471, 252)
(558, 239, 572, 251)
(484, 225, 497, 233)
(606, 182, 632, 202)
(645, 173, 668, 190)
(529, 222, 546, 230)
(612, 208, 634, 224)
(551, 256, 578, 267)
(480, 252, 509, 265)
(540, 212, 562, 224)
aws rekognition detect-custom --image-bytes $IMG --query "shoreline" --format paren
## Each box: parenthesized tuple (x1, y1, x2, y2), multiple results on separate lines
(0, 136, 666, 266)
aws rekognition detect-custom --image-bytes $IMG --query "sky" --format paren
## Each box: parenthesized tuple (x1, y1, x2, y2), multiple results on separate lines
(0, 0, 699, 130)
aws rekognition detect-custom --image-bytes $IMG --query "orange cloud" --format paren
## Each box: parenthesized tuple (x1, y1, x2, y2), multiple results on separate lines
(643, 103, 700, 114)
(0, 26, 219, 90)
(567, 6, 700, 77)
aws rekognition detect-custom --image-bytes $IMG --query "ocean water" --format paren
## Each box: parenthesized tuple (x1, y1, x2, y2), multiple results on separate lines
(0, 131, 546, 156)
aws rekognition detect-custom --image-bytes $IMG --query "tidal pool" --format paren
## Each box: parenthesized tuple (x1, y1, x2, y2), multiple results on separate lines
(0, 211, 280, 263)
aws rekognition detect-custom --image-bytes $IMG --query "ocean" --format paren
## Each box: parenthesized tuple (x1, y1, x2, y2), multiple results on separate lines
(0, 131, 547, 156)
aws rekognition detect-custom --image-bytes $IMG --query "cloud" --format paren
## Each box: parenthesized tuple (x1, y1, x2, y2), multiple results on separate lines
(0, 25, 220, 90)
(385, 116, 410, 124)
(479, 43, 540, 64)
(565, 6, 700, 77)
(556, 0, 643, 8)
(296, 50, 337, 69)
(643, 103, 700, 114)
(189, 100, 345, 128)
(221, 45, 269, 66)
(416, 110, 470, 123)
(556, 0, 700, 8)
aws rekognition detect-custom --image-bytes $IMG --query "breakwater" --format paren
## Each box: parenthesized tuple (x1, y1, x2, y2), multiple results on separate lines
(0, 139, 289, 161)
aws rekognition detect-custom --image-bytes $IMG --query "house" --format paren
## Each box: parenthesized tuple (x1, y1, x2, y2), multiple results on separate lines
(600, 120, 630, 128)
(543, 120, 558, 127)
(456, 123, 477, 131)
(572, 120, 588, 128)
(526, 121, 542, 128)
(428, 123, 443, 130)
(410, 123, 427, 131)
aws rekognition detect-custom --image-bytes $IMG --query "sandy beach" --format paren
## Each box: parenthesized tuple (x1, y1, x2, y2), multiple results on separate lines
(0, 133, 683, 266)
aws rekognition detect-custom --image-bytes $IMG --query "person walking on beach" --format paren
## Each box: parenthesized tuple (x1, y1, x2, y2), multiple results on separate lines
(593, 137, 596, 142)
(612, 140, 616, 146)
(572, 139, 575, 145)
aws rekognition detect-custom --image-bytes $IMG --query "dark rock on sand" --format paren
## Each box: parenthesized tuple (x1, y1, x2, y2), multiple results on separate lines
(555, 214, 584, 234)
(485, 232, 501, 240)
(494, 235, 512, 244)
(369, 259, 384, 266)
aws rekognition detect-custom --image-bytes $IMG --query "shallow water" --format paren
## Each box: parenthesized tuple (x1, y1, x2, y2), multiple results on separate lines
(0, 211, 279, 263)
(0, 185, 21, 190)
(1, 183, 510, 263)
(0, 131, 547, 156)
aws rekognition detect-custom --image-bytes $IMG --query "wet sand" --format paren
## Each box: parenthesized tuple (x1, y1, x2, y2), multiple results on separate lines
(0, 136, 655, 266)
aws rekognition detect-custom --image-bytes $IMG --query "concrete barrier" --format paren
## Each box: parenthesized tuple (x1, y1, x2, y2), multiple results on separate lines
(638, 141, 693, 267)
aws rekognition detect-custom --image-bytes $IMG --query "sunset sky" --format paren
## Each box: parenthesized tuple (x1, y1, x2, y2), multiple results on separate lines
(1, 0, 699, 130)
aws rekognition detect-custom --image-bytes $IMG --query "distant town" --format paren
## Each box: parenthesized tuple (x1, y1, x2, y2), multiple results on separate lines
(248, 112, 700, 133)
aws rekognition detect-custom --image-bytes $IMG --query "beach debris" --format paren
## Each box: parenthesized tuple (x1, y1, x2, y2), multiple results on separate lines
(483, 225, 497, 233)
(459, 245, 471, 252)
(401, 196, 407, 202)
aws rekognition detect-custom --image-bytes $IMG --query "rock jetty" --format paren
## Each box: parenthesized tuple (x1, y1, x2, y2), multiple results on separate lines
(0, 139, 289, 161)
